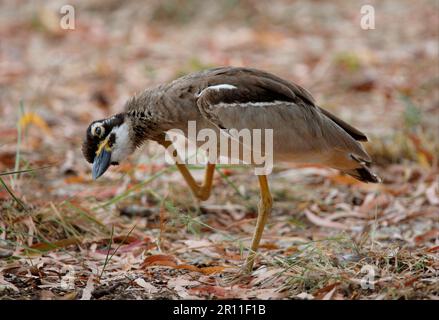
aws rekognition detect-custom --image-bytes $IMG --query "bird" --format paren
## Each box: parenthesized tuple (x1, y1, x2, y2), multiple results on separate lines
(82, 66, 379, 273)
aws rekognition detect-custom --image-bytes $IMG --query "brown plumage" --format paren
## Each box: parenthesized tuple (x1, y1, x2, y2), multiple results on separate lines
(119, 67, 378, 182)
(82, 66, 380, 272)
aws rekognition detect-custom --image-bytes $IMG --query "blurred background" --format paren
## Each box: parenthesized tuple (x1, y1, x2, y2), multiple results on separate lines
(1, 0, 438, 173)
(0, 0, 438, 299)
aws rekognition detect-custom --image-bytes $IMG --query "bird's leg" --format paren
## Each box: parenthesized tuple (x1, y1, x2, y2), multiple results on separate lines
(159, 139, 216, 201)
(244, 175, 273, 273)
(175, 163, 215, 201)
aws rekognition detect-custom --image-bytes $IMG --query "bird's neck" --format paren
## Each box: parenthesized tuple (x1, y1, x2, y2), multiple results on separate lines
(124, 88, 171, 147)
(124, 84, 200, 147)
(125, 111, 163, 148)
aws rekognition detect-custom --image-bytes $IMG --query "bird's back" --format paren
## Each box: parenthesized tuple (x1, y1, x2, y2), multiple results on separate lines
(131, 67, 379, 182)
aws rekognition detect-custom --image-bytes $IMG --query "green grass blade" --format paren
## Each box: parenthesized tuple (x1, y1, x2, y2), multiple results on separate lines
(99, 225, 114, 280)
(0, 166, 52, 177)
(0, 177, 27, 210)
(95, 166, 172, 209)
(98, 224, 136, 280)
(215, 167, 249, 200)
(12, 100, 24, 187)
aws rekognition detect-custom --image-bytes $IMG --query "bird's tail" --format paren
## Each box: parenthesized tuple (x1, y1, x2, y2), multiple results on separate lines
(343, 163, 380, 183)
(327, 151, 380, 183)
(339, 153, 380, 183)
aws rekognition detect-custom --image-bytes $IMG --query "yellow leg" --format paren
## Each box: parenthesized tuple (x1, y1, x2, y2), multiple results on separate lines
(244, 175, 273, 273)
(175, 163, 215, 201)
(159, 139, 215, 201)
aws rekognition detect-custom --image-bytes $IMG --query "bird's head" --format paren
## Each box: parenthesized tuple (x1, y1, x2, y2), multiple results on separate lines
(82, 113, 135, 180)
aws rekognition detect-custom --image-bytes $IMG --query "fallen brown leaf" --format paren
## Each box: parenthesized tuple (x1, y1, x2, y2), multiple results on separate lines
(28, 238, 81, 253)
(314, 282, 340, 300)
(414, 229, 439, 245)
(142, 254, 178, 268)
(142, 254, 227, 275)
(305, 209, 350, 230)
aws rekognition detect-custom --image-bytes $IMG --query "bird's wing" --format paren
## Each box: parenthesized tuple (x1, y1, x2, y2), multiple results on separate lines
(195, 70, 370, 163)
(318, 108, 368, 142)
(196, 67, 315, 111)
(195, 68, 314, 129)
(195, 67, 367, 142)
(195, 81, 324, 148)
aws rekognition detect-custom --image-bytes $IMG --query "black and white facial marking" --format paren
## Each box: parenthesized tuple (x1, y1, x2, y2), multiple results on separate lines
(82, 113, 134, 166)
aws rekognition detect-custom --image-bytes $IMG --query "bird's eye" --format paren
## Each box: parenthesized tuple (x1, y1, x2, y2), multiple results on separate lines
(92, 125, 105, 137)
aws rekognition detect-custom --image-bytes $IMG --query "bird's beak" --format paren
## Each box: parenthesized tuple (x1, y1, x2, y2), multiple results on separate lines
(92, 138, 112, 180)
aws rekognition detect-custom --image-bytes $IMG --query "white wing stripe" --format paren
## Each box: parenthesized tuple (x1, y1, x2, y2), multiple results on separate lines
(196, 84, 237, 98)
(213, 101, 286, 108)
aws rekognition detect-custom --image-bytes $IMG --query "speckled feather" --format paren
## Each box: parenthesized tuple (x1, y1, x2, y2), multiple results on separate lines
(84, 67, 378, 182)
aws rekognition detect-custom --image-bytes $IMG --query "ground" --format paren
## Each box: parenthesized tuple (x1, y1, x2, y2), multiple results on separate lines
(0, 0, 438, 300)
